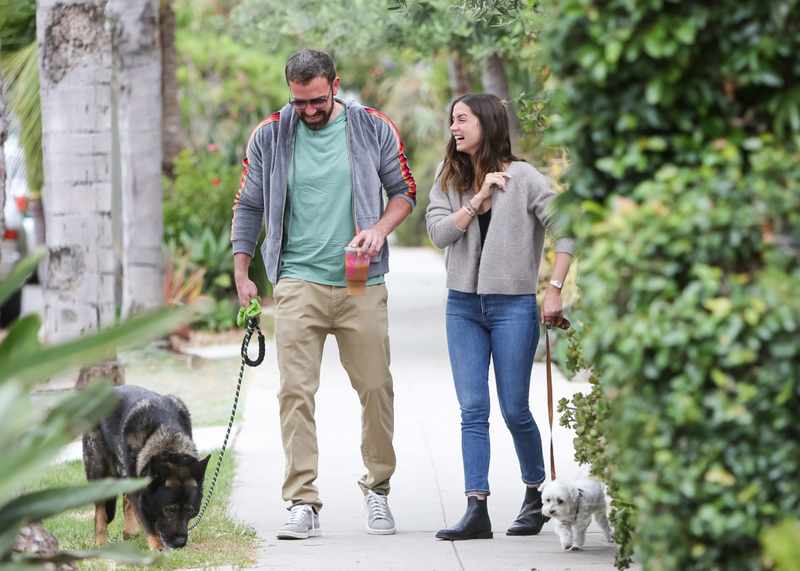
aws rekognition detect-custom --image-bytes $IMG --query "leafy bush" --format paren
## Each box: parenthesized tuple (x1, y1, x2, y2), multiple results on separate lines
(163, 147, 242, 242)
(540, 0, 800, 568)
(761, 519, 800, 571)
(174, 0, 288, 164)
(0, 252, 191, 569)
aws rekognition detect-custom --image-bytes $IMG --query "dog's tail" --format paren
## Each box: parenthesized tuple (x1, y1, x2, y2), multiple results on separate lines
(576, 465, 604, 484)
(105, 497, 117, 525)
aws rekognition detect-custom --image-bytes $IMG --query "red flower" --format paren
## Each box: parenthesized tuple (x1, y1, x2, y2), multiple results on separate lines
(211, 177, 220, 185)
(207, 143, 218, 152)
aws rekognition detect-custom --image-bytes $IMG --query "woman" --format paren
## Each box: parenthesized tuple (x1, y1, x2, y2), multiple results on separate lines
(426, 93, 573, 540)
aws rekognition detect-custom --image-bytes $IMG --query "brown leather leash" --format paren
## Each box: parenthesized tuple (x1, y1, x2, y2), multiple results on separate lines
(545, 316, 570, 482)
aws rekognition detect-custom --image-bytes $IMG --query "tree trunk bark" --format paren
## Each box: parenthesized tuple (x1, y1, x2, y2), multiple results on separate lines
(37, 0, 116, 345)
(160, 0, 188, 177)
(447, 51, 470, 101)
(111, 0, 164, 319)
(481, 53, 520, 152)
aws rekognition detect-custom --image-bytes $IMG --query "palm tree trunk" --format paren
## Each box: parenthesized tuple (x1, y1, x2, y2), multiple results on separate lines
(37, 0, 115, 345)
(160, 0, 188, 177)
(111, 0, 164, 319)
(481, 53, 520, 152)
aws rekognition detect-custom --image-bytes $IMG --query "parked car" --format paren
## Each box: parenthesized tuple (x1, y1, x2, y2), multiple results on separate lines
(1, 135, 35, 328)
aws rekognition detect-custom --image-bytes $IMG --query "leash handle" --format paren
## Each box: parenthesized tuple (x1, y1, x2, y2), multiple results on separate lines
(242, 317, 265, 367)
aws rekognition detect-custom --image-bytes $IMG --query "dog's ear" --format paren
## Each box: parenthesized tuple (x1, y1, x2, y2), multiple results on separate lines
(569, 485, 580, 505)
(143, 458, 171, 483)
(192, 454, 211, 480)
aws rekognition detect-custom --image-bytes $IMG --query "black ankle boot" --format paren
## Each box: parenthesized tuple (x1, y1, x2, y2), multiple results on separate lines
(436, 496, 493, 540)
(506, 486, 548, 536)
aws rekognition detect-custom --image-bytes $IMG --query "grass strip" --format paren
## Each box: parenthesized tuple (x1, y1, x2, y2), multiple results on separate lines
(29, 450, 259, 570)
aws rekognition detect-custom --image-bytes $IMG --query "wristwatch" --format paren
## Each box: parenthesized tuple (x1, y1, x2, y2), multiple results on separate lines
(549, 279, 563, 289)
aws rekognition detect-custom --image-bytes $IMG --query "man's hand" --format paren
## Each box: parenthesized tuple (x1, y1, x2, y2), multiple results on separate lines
(234, 253, 260, 316)
(349, 226, 388, 259)
(236, 277, 259, 310)
(347, 198, 412, 259)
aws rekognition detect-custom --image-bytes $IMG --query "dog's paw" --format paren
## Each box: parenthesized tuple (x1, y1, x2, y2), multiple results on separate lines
(570, 545, 583, 551)
(561, 544, 573, 551)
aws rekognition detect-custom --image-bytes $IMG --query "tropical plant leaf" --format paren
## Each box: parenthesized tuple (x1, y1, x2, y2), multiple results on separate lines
(0, 427, 69, 508)
(0, 315, 40, 365)
(0, 479, 148, 535)
(14, 543, 157, 566)
(0, 563, 44, 571)
(0, 249, 44, 307)
(0, 306, 193, 388)
(2, 41, 43, 195)
(0, 525, 22, 565)
(47, 379, 119, 428)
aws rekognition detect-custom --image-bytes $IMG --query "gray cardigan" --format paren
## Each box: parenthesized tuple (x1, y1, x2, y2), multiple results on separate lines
(231, 98, 417, 285)
(426, 161, 573, 295)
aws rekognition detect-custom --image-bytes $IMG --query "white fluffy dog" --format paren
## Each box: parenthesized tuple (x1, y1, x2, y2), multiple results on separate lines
(539, 467, 614, 551)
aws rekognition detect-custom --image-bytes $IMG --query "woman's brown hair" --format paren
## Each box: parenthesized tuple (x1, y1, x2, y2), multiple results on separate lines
(438, 93, 521, 196)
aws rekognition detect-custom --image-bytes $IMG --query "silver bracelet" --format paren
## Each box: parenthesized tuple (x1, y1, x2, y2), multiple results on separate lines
(462, 201, 476, 217)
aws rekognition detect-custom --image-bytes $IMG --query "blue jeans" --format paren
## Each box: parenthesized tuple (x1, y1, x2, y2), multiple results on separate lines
(446, 289, 546, 495)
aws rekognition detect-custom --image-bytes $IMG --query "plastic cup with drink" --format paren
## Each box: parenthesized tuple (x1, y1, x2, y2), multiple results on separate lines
(344, 246, 370, 296)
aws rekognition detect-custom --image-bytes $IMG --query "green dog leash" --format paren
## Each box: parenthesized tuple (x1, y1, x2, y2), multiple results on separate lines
(189, 298, 265, 531)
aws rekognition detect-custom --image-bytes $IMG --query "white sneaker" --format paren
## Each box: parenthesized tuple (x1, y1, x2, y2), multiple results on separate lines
(277, 504, 321, 539)
(363, 490, 396, 535)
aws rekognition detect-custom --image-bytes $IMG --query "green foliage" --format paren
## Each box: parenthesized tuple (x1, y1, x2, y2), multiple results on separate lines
(174, 0, 289, 163)
(0, 0, 36, 51)
(166, 220, 239, 330)
(175, 221, 236, 297)
(761, 519, 800, 571)
(1, 0, 43, 199)
(559, 317, 634, 565)
(542, 0, 800, 568)
(1, 41, 42, 197)
(163, 147, 242, 241)
(0, 254, 189, 569)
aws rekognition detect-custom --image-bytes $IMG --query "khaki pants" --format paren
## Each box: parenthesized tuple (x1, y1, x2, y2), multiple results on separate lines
(273, 278, 395, 513)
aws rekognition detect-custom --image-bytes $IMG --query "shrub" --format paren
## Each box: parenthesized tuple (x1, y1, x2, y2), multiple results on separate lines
(541, 0, 800, 569)
(163, 147, 242, 242)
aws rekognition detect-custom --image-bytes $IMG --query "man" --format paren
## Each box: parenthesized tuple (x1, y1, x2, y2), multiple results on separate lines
(231, 48, 416, 539)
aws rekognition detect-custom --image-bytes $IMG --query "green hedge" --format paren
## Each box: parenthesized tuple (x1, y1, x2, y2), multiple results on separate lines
(541, 0, 800, 568)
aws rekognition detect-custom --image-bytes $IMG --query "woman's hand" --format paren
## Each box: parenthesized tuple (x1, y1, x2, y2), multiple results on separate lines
(474, 172, 511, 204)
(541, 286, 563, 328)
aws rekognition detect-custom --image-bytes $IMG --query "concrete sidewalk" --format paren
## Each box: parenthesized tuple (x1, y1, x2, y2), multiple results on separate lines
(230, 247, 629, 571)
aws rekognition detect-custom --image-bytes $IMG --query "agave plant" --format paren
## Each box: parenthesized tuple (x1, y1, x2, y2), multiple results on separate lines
(0, 250, 192, 569)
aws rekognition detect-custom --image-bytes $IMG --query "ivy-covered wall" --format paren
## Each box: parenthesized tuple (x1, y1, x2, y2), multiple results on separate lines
(541, 0, 800, 568)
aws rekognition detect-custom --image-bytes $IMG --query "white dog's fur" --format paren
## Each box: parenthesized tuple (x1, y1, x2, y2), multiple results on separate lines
(539, 467, 614, 551)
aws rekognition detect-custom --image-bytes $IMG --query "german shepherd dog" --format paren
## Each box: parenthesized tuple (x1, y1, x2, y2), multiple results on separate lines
(83, 385, 211, 550)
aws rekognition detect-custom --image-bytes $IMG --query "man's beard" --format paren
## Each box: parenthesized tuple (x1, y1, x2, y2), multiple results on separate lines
(299, 103, 334, 131)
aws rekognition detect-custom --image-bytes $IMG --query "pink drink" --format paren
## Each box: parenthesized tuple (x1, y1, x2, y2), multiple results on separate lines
(344, 247, 370, 296)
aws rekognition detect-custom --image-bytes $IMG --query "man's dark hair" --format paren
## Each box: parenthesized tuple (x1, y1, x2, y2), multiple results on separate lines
(285, 49, 336, 86)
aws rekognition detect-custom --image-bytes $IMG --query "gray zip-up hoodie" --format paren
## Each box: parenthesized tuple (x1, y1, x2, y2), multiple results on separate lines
(231, 97, 417, 285)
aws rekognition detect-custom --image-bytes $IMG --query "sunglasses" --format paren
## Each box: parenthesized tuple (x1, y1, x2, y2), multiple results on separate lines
(288, 94, 330, 110)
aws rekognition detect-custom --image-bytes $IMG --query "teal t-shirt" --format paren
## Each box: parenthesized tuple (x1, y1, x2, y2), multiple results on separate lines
(279, 111, 383, 287)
